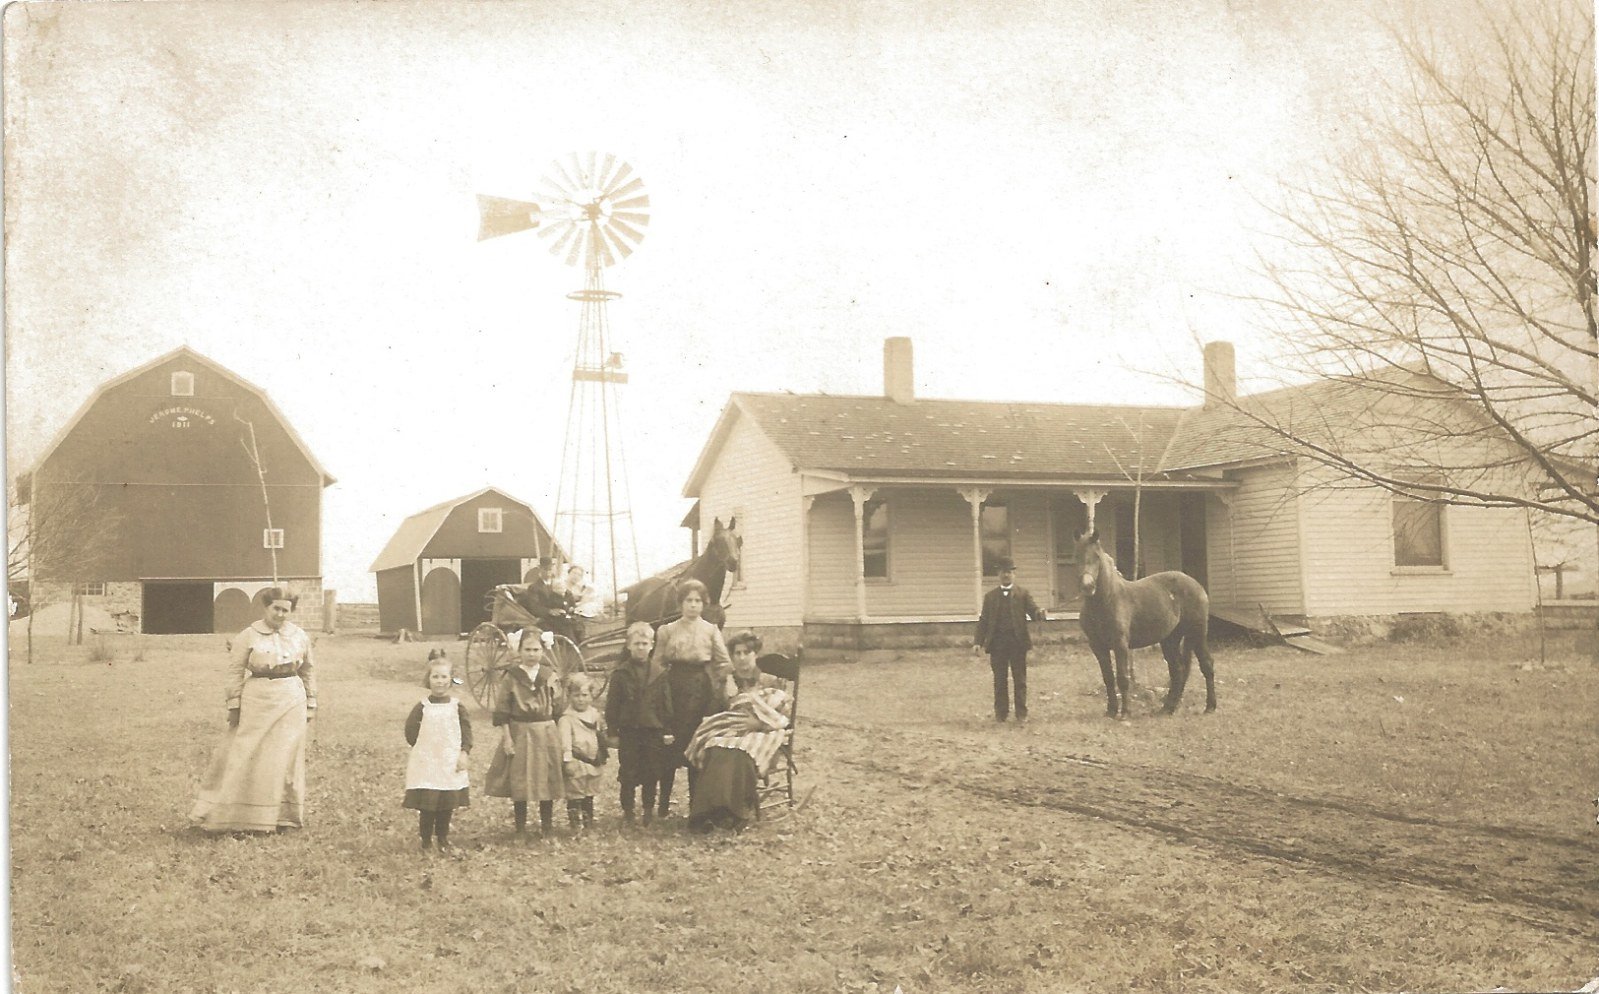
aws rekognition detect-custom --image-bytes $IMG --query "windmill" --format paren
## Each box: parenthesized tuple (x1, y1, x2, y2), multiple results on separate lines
(477, 152, 649, 613)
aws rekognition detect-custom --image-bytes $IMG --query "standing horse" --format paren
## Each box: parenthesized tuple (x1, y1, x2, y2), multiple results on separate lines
(1076, 530, 1216, 719)
(624, 517, 742, 629)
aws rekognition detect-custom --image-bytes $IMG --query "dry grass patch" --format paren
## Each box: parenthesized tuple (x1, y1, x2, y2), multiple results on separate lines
(9, 630, 1597, 993)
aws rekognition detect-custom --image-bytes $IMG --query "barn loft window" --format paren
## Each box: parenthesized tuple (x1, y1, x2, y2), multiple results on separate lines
(1392, 472, 1446, 568)
(861, 498, 889, 579)
(980, 499, 1011, 576)
(478, 508, 504, 533)
(263, 528, 285, 549)
(73, 582, 105, 597)
(170, 371, 195, 396)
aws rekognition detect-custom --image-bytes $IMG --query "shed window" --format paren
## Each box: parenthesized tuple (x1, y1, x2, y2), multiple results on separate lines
(478, 508, 503, 533)
(170, 371, 194, 396)
(861, 498, 889, 579)
(1392, 473, 1446, 568)
(73, 582, 105, 597)
(980, 500, 1011, 576)
(263, 528, 285, 549)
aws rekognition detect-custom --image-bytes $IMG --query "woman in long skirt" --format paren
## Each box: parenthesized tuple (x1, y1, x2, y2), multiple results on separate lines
(190, 587, 316, 833)
(652, 579, 731, 815)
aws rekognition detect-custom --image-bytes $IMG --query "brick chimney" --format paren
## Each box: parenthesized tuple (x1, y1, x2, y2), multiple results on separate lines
(1202, 341, 1235, 409)
(884, 337, 914, 404)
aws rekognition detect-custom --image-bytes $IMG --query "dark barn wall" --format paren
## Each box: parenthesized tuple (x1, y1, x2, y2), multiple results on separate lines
(37, 482, 321, 581)
(423, 491, 557, 561)
(376, 566, 418, 633)
(34, 354, 324, 581)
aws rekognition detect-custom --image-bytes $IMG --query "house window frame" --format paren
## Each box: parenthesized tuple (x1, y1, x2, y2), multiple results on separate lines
(73, 581, 106, 597)
(980, 498, 1012, 577)
(170, 371, 195, 396)
(263, 528, 285, 550)
(1391, 471, 1449, 573)
(861, 497, 890, 581)
(477, 507, 504, 534)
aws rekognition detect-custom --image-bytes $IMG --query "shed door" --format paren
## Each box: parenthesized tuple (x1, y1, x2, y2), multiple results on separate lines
(421, 567, 462, 637)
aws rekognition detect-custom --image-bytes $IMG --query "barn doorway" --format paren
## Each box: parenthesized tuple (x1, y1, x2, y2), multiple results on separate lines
(213, 587, 255, 634)
(460, 558, 521, 631)
(420, 567, 462, 637)
(143, 582, 215, 634)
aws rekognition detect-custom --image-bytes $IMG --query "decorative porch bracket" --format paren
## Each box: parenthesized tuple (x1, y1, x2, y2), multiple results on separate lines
(1073, 488, 1108, 531)
(800, 495, 816, 621)
(849, 486, 877, 622)
(957, 487, 992, 615)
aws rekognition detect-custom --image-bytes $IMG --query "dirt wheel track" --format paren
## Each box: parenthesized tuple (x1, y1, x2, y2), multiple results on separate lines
(813, 716, 1599, 939)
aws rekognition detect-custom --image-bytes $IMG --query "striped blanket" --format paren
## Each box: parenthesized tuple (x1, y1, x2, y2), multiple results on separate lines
(684, 688, 791, 775)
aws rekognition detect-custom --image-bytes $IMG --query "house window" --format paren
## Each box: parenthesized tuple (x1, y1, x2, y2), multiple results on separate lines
(1392, 474, 1445, 568)
(861, 498, 889, 578)
(263, 528, 285, 549)
(170, 371, 194, 396)
(73, 582, 105, 597)
(478, 508, 504, 534)
(981, 499, 1011, 576)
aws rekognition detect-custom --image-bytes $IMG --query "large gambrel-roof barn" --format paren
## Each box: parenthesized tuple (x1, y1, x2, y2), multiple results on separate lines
(370, 487, 562, 637)
(26, 346, 335, 634)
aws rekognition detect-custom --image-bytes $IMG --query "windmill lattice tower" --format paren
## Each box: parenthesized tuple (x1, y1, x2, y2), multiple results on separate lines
(477, 152, 649, 611)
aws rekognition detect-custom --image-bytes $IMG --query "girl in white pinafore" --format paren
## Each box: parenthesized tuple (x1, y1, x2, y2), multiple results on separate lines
(403, 651, 473, 851)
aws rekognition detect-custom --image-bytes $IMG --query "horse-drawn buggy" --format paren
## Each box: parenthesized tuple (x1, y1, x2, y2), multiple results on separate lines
(461, 517, 743, 711)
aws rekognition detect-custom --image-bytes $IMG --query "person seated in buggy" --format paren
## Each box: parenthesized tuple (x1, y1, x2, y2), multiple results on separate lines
(494, 557, 576, 642)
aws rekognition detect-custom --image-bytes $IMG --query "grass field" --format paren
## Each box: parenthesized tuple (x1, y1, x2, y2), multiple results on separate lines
(9, 628, 1598, 993)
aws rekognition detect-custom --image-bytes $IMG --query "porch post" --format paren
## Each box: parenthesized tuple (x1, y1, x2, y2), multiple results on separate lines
(957, 487, 992, 615)
(800, 495, 815, 624)
(1074, 488, 1108, 531)
(849, 486, 877, 622)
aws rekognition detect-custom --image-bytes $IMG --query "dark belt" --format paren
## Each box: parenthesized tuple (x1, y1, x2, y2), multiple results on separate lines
(510, 717, 554, 725)
(254, 672, 298, 680)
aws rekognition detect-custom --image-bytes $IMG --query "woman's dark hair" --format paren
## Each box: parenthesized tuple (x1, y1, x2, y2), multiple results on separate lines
(260, 586, 299, 610)
(677, 578, 709, 605)
(725, 629, 762, 655)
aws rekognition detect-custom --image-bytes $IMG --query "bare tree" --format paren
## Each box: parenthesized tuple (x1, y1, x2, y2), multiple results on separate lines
(8, 472, 121, 662)
(1211, 2, 1596, 528)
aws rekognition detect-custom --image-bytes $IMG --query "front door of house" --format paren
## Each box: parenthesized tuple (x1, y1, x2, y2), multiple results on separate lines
(1050, 496, 1088, 611)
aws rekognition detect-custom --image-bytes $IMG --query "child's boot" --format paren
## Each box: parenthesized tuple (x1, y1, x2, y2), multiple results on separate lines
(568, 802, 582, 831)
(582, 797, 595, 829)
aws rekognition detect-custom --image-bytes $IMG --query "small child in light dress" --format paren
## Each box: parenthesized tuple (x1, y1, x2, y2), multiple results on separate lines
(403, 649, 472, 851)
(557, 673, 608, 831)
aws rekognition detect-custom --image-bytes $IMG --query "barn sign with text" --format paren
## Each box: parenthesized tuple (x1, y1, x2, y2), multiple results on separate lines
(148, 405, 217, 430)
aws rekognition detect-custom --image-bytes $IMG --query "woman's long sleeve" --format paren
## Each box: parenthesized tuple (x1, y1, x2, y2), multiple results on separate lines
(298, 635, 317, 710)
(224, 631, 253, 709)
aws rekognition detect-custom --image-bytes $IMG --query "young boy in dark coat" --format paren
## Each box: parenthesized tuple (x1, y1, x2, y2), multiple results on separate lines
(973, 557, 1046, 722)
(604, 622, 675, 824)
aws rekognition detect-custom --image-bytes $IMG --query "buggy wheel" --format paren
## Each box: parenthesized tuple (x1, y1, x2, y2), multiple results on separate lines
(543, 633, 584, 690)
(464, 623, 508, 711)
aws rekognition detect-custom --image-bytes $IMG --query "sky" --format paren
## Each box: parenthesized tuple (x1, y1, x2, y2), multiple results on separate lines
(3, 0, 1465, 602)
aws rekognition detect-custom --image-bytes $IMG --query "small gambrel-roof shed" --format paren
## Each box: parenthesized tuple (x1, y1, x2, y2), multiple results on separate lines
(370, 487, 562, 637)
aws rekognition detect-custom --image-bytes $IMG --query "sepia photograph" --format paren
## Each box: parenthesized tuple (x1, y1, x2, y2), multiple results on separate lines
(4, 0, 1596, 991)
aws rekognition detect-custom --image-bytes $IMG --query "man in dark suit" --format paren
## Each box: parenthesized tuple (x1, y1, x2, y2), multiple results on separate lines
(974, 557, 1046, 722)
